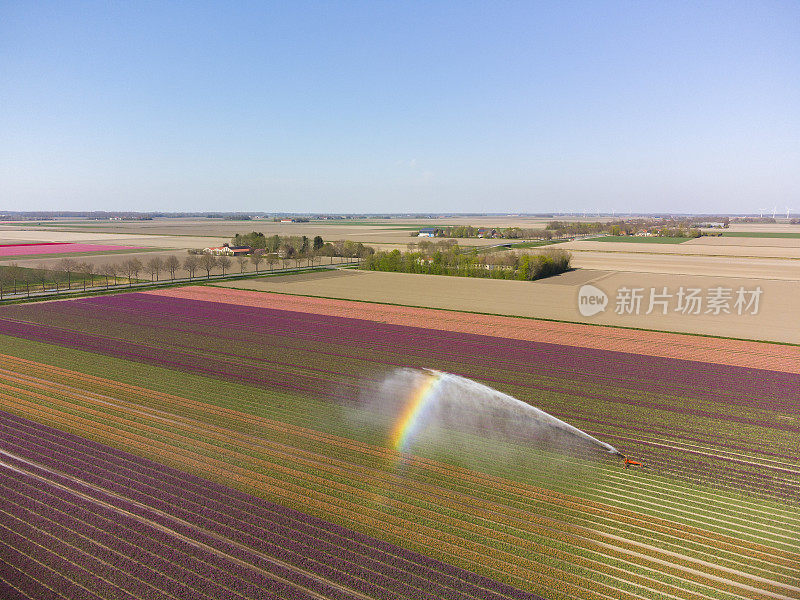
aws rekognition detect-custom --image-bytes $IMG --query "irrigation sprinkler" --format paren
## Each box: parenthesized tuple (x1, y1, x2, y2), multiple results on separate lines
(621, 455, 642, 469)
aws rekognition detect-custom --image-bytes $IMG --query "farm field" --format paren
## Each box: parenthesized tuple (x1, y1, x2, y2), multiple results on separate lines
(720, 232, 800, 239)
(566, 251, 800, 280)
(584, 236, 694, 244)
(152, 286, 800, 372)
(686, 237, 800, 248)
(214, 269, 800, 344)
(723, 224, 800, 234)
(563, 240, 800, 260)
(0, 242, 145, 257)
(581, 234, 800, 244)
(1, 412, 535, 600)
(0, 291, 797, 600)
(0, 218, 529, 251)
(6, 218, 800, 275)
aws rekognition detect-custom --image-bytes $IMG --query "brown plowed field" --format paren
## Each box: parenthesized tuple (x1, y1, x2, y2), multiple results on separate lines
(145, 286, 800, 374)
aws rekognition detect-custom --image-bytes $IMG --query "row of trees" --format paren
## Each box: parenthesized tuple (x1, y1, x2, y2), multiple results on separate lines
(363, 245, 572, 281)
(227, 232, 374, 259)
(416, 226, 559, 240)
(420, 222, 611, 240)
(606, 223, 702, 237)
(545, 221, 608, 236)
(414, 217, 731, 241)
(0, 249, 344, 295)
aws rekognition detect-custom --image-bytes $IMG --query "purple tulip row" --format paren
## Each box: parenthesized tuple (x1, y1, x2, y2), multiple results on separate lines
(0, 315, 362, 402)
(0, 411, 542, 600)
(5, 292, 799, 413)
(3, 293, 797, 458)
(0, 291, 796, 500)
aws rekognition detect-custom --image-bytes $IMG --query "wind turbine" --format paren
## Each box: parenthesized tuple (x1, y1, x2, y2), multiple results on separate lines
(787, 207, 795, 220)
(759, 208, 768, 218)
(772, 206, 777, 219)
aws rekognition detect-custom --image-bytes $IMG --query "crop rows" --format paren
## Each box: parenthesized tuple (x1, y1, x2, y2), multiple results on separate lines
(0, 292, 796, 501)
(0, 242, 142, 257)
(149, 286, 800, 374)
(0, 349, 797, 600)
(0, 410, 547, 600)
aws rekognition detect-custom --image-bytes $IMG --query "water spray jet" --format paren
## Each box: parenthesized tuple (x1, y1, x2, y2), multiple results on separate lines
(375, 368, 638, 469)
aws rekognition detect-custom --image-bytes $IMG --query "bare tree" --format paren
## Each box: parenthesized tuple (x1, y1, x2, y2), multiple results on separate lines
(217, 255, 232, 276)
(7, 263, 23, 294)
(121, 258, 143, 286)
(130, 258, 143, 282)
(100, 263, 117, 288)
(77, 261, 95, 290)
(250, 249, 264, 273)
(146, 256, 164, 281)
(164, 255, 180, 280)
(266, 253, 278, 271)
(120, 260, 134, 286)
(0, 266, 10, 298)
(84, 262, 98, 288)
(56, 258, 78, 290)
(183, 255, 199, 279)
(36, 267, 49, 292)
(236, 255, 248, 274)
(199, 253, 217, 278)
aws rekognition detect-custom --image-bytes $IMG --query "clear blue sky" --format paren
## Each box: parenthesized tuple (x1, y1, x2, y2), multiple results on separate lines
(2, 1, 798, 214)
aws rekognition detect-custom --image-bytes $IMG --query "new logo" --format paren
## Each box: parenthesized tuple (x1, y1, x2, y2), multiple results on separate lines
(577, 284, 608, 317)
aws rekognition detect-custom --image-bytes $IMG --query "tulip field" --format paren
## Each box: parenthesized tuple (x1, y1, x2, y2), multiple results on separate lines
(0, 289, 797, 600)
(0, 242, 143, 257)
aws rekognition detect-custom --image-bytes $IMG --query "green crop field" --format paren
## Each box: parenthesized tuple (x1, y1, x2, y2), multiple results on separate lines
(721, 231, 800, 238)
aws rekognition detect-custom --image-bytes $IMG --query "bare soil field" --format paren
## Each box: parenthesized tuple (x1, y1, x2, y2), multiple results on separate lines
(1, 249, 187, 272)
(724, 222, 800, 233)
(0, 218, 507, 251)
(149, 285, 800, 371)
(563, 239, 800, 259)
(211, 268, 800, 344)
(566, 250, 800, 280)
(686, 235, 800, 247)
(0, 228, 221, 249)
(7, 217, 800, 282)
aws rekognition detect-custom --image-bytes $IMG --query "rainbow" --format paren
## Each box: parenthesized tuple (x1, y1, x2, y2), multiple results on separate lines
(390, 370, 443, 455)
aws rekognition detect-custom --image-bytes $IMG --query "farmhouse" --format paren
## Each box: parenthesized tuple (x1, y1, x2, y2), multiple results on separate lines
(418, 227, 439, 237)
(203, 244, 251, 256)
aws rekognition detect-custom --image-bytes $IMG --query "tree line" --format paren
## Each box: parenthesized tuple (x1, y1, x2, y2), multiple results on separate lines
(415, 226, 559, 240)
(225, 232, 374, 259)
(415, 218, 725, 240)
(362, 244, 572, 281)
(0, 250, 356, 296)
